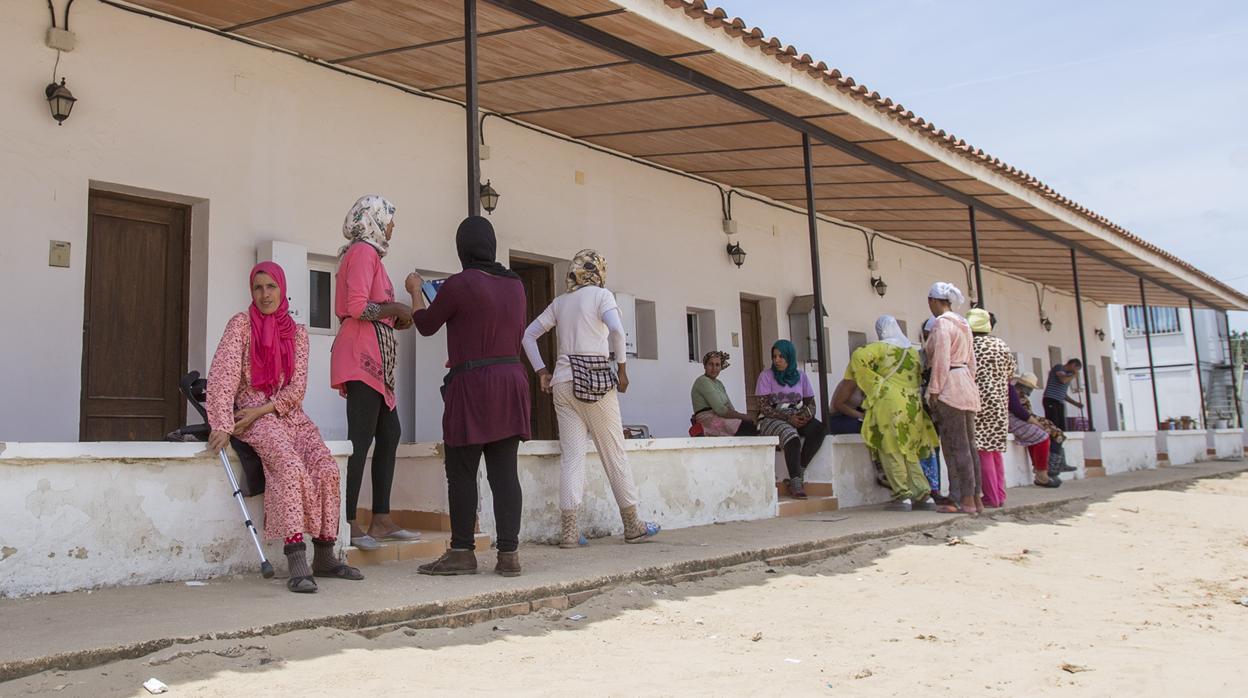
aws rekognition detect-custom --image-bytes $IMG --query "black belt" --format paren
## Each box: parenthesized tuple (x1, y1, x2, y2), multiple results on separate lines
(441, 356, 522, 398)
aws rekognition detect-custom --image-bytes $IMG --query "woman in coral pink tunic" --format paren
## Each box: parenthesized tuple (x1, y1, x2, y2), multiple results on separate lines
(207, 262, 361, 593)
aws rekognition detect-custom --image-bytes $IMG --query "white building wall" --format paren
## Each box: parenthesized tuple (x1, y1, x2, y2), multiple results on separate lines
(1109, 305, 1233, 430)
(0, 2, 1113, 443)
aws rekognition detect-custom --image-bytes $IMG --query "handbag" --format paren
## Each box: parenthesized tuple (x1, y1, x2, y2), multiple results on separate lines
(567, 354, 617, 402)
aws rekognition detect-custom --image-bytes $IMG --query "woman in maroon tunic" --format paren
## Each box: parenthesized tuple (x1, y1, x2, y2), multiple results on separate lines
(407, 216, 530, 577)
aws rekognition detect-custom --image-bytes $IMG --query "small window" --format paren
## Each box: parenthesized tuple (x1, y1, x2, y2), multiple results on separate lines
(634, 299, 658, 360)
(848, 331, 868, 356)
(1123, 305, 1180, 335)
(1032, 357, 1044, 384)
(308, 256, 338, 334)
(1088, 364, 1098, 394)
(686, 307, 717, 362)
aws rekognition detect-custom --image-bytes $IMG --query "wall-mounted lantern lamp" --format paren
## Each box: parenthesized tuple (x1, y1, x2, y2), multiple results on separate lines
(1095, 328, 1106, 341)
(479, 180, 500, 214)
(870, 275, 887, 297)
(1040, 312, 1053, 332)
(726, 242, 747, 268)
(45, 77, 76, 125)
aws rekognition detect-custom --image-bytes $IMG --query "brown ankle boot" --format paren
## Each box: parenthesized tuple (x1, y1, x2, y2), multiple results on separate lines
(417, 548, 478, 576)
(495, 550, 521, 577)
(559, 510, 580, 549)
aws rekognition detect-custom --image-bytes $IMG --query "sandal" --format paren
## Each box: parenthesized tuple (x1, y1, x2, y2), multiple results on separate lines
(1034, 477, 1062, 488)
(287, 576, 318, 593)
(377, 529, 422, 542)
(350, 535, 381, 551)
(314, 563, 364, 580)
(935, 505, 962, 514)
(625, 521, 661, 544)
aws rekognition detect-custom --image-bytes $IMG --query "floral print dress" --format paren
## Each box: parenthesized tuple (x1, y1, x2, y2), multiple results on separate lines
(207, 313, 340, 541)
(846, 342, 939, 466)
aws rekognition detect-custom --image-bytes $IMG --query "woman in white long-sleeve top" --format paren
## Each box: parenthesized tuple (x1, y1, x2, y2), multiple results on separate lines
(521, 249, 661, 548)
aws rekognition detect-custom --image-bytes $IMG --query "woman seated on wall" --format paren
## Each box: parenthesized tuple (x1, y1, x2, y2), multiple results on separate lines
(846, 315, 940, 511)
(1009, 372, 1062, 488)
(207, 262, 362, 594)
(756, 339, 826, 500)
(827, 376, 866, 435)
(690, 351, 758, 437)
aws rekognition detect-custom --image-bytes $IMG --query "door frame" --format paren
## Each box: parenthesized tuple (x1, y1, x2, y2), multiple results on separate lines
(80, 189, 192, 440)
(510, 254, 559, 440)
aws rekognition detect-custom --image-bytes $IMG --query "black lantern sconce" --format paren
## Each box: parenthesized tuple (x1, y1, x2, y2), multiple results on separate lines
(870, 275, 887, 297)
(726, 242, 747, 268)
(479, 180, 500, 214)
(1040, 312, 1053, 332)
(1095, 328, 1105, 341)
(45, 77, 76, 125)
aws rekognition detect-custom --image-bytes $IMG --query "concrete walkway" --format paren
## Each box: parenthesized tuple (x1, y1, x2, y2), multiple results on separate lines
(3, 459, 1245, 682)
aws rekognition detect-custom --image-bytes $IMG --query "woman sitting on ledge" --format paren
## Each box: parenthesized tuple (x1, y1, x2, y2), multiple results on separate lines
(690, 351, 758, 437)
(207, 262, 362, 594)
(755, 339, 826, 499)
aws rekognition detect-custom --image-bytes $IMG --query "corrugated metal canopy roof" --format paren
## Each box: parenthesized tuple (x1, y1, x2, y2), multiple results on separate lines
(120, 0, 1248, 310)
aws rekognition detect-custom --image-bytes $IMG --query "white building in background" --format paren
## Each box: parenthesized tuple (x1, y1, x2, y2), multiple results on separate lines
(1110, 305, 1244, 431)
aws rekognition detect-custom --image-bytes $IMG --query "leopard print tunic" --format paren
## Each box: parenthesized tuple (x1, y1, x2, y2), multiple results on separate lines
(972, 334, 1015, 452)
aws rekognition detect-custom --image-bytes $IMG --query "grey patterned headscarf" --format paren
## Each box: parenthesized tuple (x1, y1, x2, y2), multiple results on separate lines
(340, 194, 396, 258)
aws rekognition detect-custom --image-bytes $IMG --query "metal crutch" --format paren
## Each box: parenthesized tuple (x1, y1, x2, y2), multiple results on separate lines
(218, 447, 275, 579)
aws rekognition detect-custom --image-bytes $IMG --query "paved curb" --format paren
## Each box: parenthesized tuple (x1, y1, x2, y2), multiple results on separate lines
(1, 464, 1241, 682)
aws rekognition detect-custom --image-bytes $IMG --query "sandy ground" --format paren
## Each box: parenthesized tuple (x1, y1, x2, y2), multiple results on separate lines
(9, 473, 1248, 697)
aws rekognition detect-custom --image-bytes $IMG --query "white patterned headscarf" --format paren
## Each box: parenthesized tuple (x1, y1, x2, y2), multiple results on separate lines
(875, 315, 911, 349)
(927, 281, 965, 308)
(340, 194, 396, 258)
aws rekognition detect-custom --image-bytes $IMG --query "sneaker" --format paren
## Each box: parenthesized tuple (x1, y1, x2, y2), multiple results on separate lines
(884, 498, 913, 512)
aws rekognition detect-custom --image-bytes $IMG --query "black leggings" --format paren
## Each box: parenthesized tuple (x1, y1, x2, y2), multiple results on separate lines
(783, 418, 826, 479)
(734, 420, 759, 436)
(444, 437, 522, 553)
(345, 381, 401, 521)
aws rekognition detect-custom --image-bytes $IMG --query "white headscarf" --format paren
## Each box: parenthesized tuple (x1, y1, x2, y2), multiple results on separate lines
(875, 315, 911, 349)
(927, 281, 965, 308)
(340, 194, 396, 258)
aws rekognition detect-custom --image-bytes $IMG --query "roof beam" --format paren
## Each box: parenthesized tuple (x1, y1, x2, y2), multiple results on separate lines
(482, 0, 1212, 306)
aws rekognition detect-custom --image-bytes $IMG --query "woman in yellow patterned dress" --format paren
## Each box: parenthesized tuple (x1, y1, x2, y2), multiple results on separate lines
(846, 315, 941, 510)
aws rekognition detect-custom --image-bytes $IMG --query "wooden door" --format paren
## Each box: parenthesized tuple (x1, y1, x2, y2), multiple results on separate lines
(81, 192, 189, 441)
(512, 258, 558, 440)
(740, 298, 763, 413)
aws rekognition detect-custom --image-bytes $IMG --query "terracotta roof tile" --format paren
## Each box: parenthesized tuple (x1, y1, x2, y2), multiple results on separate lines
(656, 0, 1244, 305)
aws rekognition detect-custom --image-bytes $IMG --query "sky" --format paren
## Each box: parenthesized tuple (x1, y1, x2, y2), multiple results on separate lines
(714, 0, 1248, 327)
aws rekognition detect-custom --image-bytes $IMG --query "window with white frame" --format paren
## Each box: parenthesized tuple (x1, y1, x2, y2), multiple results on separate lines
(308, 256, 338, 334)
(1123, 305, 1180, 335)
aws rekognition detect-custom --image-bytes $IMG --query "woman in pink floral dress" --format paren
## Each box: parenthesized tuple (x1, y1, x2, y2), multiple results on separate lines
(207, 262, 362, 593)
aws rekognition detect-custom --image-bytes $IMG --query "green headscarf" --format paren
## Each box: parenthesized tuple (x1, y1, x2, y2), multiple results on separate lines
(771, 339, 800, 387)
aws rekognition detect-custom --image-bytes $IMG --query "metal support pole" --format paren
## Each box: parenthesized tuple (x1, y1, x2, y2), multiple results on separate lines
(1139, 278, 1161, 429)
(1225, 311, 1243, 429)
(968, 206, 984, 307)
(1070, 249, 1094, 431)
(802, 133, 831, 431)
(464, 0, 481, 217)
(1188, 298, 1208, 427)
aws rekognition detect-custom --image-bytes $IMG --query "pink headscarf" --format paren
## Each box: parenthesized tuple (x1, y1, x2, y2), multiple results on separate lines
(249, 262, 296, 397)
